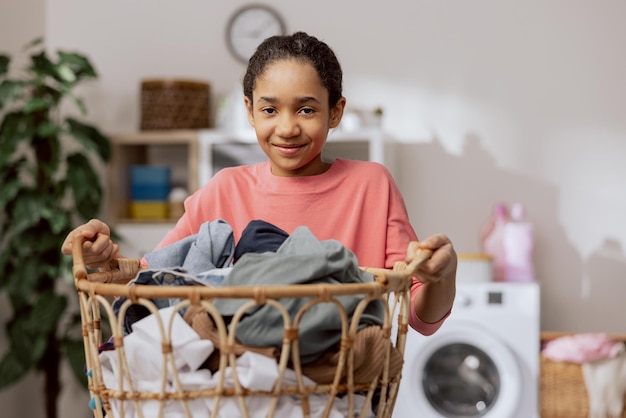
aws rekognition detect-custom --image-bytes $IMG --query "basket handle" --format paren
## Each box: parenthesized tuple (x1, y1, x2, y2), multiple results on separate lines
(401, 248, 434, 277)
(362, 248, 433, 282)
(72, 235, 433, 285)
(71, 235, 142, 283)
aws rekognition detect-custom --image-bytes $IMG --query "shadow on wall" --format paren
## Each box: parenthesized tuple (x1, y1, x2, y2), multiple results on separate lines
(584, 239, 626, 333)
(395, 133, 626, 333)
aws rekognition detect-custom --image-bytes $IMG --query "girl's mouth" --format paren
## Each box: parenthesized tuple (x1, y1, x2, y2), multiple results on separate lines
(274, 143, 305, 156)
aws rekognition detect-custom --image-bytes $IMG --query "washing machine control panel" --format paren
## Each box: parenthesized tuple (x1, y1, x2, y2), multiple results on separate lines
(454, 289, 505, 310)
(487, 291, 503, 305)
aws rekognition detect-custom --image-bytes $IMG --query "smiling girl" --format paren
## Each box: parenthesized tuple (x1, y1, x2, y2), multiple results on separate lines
(62, 32, 457, 334)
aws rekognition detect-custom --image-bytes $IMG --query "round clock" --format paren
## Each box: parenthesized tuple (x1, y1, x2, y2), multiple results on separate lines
(226, 4, 287, 64)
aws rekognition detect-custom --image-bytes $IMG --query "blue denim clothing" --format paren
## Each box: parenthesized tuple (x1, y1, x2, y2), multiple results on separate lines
(112, 219, 290, 335)
(145, 219, 235, 275)
(113, 219, 236, 335)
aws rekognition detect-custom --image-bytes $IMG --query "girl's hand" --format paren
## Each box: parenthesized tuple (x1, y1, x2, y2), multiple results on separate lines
(406, 234, 457, 285)
(61, 219, 119, 269)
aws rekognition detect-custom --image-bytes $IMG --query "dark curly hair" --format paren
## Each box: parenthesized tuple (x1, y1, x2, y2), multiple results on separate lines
(243, 32, 343, 108)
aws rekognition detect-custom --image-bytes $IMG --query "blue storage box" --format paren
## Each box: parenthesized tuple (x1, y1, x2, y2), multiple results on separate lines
(130, 165, 171, 201)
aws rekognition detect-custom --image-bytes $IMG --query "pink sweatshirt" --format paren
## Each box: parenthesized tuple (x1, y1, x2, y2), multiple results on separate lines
(156, 159, 446, 335)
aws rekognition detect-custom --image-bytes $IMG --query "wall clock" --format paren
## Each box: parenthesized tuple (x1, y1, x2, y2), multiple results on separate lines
(226, 4, 287, 64)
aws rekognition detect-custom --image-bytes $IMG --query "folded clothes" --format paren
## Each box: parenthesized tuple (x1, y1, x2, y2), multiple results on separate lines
(542, 333, 625, 363)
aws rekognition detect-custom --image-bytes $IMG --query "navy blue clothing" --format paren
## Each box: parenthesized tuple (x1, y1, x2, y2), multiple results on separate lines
(234, 219, 289, 263)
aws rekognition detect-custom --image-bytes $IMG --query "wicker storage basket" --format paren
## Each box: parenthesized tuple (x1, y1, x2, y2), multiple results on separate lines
(140, 79, 210, 130)
(72, 236, 429, 418)
(541, 332, 626, 418)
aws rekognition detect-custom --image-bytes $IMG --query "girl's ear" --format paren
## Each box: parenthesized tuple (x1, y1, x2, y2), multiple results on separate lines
(329, 97, 346, 129)
(244, 96, 255, 127)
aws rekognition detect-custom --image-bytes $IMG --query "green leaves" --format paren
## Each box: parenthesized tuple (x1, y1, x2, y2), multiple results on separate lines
(27, 292, 68, 335)
(4, 256, 40, 307)
(0, 352, 30, 389)
(58, 51, 97, 79)
(27, 49, 97, 93)
(61, 313, 89, 390)
(63, 337, 88, 389)
(0, 79, 26, 110)
(0, 112, 27, 167)
(0, 291, 67, 389)
(67, 118, 111, 161)
(36, 120, 62, 138)
(54, 64, 76, 83)
(0, 173, 20, 215)
(23, 96, 53, 113)
(30, 50, 56, 80)
(66, 153, 103, 219)
(8, 190, 49, 235)
(0, 38, 110, 394)
(0, 54, 9, 75)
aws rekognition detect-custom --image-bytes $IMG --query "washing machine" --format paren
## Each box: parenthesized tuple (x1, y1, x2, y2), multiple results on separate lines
(393, 282, 540, 418)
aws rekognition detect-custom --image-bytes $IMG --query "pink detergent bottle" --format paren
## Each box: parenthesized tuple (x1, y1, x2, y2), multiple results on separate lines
(480, 203, 509, 282)
(503, 203, 535, 282)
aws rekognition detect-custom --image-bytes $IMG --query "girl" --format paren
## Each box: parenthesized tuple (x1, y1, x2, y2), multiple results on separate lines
(62, 32, 457, 335)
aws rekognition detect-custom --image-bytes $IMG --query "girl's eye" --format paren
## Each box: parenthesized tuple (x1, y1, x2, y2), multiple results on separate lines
(261, 108, 277, 115)
(299, 107, 315, 115)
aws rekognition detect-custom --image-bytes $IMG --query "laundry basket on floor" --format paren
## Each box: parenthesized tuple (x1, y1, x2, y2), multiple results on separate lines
(72, 236, 428, 418)
(540, 332, 626, 418)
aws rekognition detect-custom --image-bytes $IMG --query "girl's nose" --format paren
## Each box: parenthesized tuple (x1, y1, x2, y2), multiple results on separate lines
(275, 114, 300, 138)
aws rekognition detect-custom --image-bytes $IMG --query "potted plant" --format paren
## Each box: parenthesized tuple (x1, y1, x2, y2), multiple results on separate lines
(0, 38, 111, 418)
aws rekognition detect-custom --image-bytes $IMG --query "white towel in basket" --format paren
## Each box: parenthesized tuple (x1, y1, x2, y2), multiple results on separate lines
(582, 347, 626, 418)
(99, 306, 370, 418)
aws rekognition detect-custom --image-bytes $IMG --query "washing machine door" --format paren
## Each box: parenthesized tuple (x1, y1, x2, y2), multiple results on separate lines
(405, 322, 522, 418)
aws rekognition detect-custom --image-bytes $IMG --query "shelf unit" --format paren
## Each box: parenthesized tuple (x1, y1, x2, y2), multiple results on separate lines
(108, 128, 392, 258)
(108, 130, 200, 224)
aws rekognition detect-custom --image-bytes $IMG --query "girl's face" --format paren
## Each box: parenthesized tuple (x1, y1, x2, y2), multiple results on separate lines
(245, 59, 345, 177)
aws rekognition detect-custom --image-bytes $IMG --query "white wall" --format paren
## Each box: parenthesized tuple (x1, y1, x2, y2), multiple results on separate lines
(2, 0, 626, 415)
(13, 0, 626, 332)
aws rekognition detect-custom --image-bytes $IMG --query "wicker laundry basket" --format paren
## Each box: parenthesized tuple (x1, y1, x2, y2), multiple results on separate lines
(540, 332, 626, 418)
(72, 236, 428, 418)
